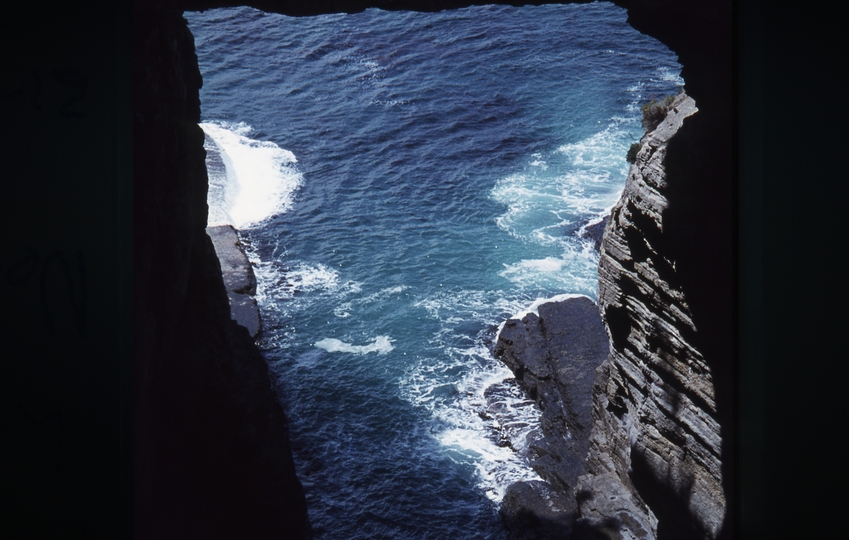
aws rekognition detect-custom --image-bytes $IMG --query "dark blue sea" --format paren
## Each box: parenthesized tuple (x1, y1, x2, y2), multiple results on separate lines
(186, 4, 682, 538)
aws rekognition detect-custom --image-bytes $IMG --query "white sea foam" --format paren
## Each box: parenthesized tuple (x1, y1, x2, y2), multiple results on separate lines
(498, 242, 599, 297)
(492, 124, 631, 250)
(249, 257, 362, 334)
(529, 152, 548, 170)
(334, 285, 409, 318)
(509, 292, 589, 320)
(490, 122, 633, 296)
(200, 121, 303, 229)
(491, 174, 571, 245)
(401, 286, 556, 502)
(406, 292, 601, 502)
(402, 123, 621, 504)
(404, 343, 544, 502)
(287, 263, 341, 292)
(315, 335, 394, 355)
(412, 289, 529, 325)
(625, 81, 648, 114)
(575, 199, 619, 239)
(203, 133, 233, 226)
(656, 66, 685, 86)
(626, 81, 645, 93)
(513, 257, 564, 272)
(251, 259, 293, 303)
(556, 124, 634, 168)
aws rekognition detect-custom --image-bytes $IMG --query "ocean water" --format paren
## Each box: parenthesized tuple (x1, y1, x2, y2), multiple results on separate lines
(186, 4, 682, 538)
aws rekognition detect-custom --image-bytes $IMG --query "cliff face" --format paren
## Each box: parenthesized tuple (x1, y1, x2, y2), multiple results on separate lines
(577, 94, 726, 540)
(133, 5, 310, 538)
(495, 94, 729, 540)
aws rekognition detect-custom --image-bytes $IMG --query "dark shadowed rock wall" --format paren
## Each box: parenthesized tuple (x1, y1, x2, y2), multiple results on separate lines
(134, 3, 309, 538)
(134, 1, 731, 538)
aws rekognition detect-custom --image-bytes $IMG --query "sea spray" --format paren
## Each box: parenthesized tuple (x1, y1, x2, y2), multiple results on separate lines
(315, 335, 395, 355)
(200, 121, 303, 229)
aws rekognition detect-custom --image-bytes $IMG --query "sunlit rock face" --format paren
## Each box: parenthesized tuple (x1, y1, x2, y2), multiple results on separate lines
(581, 94, 726, 540)
(493, 95, 729, 540)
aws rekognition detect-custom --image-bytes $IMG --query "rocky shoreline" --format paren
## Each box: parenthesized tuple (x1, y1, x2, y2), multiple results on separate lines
(495, 296, 610, 539)
(495, 93, 727, 540)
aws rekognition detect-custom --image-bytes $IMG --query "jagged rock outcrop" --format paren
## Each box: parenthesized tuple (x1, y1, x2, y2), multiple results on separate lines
(494, 297, 610, 537)
(581, 217, 610, 252)
(578, 93, 726, 540)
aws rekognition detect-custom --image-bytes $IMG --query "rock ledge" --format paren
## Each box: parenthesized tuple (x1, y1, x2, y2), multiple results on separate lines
(207, 225, 262, 339)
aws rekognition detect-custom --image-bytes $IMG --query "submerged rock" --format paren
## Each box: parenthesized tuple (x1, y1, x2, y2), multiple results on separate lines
(580, 216, 609, 252)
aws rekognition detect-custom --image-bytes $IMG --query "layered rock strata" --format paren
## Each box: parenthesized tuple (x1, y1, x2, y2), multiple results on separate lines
(577, 93, 726, 540)
(207, 225, 262, 338)
(495, 94, 728, 540)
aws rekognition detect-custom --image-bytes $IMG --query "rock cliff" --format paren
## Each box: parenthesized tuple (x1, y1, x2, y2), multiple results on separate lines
(495, 93, 729, 540)
(494, 297, 610, 539)
(496, 297, 610, 490)
(134, 4, 309, 538)
(578, 93, 727, 540)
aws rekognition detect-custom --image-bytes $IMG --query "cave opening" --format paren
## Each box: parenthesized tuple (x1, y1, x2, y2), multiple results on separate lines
(168, 2, 728, 538)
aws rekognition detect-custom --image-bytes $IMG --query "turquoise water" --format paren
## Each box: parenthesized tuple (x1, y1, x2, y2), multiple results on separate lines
(187, 4, 682, 537)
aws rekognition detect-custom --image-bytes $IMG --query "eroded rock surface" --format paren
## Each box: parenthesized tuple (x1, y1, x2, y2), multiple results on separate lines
(581, 93, 726, 540)
(494, 296, 610, 536)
